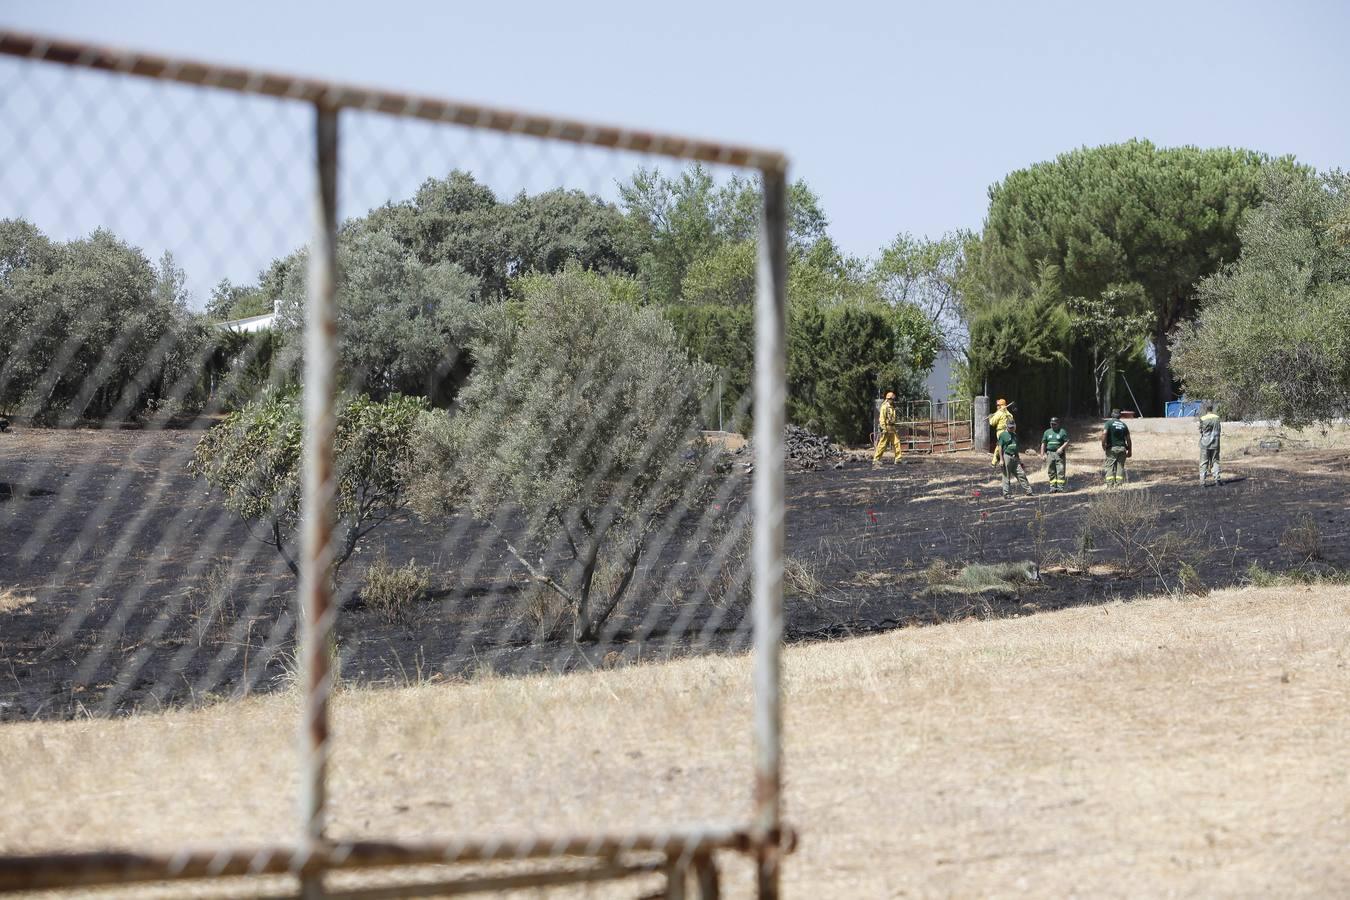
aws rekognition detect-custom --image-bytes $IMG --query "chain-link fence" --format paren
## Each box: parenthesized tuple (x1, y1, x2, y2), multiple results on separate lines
(0, 31, 790, 898)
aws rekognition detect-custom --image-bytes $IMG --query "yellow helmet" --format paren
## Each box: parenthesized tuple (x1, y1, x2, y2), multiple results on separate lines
(884, 391, 896, 400)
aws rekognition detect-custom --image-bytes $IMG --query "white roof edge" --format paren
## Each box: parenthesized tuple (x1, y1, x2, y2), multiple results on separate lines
(215, 312, 276, 330)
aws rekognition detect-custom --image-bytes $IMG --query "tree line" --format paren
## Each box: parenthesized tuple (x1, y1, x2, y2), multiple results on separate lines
(0, 221, 210, 423)
(5, 145, 1345, 434)
(961, 140, 1349, 429)
(3, 165, 945, 439)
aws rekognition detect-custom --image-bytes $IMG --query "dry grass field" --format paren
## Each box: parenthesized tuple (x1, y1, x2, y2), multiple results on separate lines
(3, 581, 1347, 897)
(1115, 419, 1350, 461)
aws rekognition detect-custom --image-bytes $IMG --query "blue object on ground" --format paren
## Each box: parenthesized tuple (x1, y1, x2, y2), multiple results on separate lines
(1165, 400, 1205, 418)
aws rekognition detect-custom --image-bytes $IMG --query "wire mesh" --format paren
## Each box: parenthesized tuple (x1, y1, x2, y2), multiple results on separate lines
(0, 32, 788, 898)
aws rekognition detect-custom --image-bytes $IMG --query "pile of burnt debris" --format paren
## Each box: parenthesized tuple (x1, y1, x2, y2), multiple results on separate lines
(739, 425, 845, 472)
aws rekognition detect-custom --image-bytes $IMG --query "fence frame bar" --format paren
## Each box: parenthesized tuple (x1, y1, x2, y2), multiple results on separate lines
(0, 30, 787, 174)
(0, 828, 792, 893)
(264, 860, 667, 900)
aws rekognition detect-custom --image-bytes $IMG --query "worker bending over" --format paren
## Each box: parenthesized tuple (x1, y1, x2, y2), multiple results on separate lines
(988, 398, 1015, 467)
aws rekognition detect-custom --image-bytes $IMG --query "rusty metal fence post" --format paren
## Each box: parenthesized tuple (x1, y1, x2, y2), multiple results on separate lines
(752, 169, 788, 898)
(298, 101, 340, 900)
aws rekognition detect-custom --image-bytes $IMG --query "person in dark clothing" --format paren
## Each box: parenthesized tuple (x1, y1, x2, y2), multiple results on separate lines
(1101, 409, 1132, 487)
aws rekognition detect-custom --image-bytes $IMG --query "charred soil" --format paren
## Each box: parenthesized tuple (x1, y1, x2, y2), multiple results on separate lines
(2, 427, 1348, 719)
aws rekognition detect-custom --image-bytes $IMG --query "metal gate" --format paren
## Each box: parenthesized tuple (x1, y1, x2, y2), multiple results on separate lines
(876, 399, 974, 454)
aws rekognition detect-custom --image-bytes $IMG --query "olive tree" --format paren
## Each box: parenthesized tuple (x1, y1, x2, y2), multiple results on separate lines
(0, 221, 206, 422)
(275, 226, 479, 402)
(1173, 168, 1350, 425)
(189, 392, 427, 580)
(411, 266, 718, 641)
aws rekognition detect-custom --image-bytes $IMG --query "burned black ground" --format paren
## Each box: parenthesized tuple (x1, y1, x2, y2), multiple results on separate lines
(2, 427, 1347, 720)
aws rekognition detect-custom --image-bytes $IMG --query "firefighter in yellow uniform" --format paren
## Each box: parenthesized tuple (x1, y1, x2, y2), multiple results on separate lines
(988, 399, 1015, 466)
(873, 391, 903, 466)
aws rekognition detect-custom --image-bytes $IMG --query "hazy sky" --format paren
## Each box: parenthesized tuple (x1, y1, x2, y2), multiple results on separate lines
(2, 0, 1347, 297)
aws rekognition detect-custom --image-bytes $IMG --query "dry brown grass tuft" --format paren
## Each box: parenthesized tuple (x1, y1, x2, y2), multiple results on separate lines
(521, 583, 569, 639)
(782, 555, 825, 600)
(360, 554, 432, 623)
(184, 562, 240, 645)
(1281, 512, 1324, 562)
(0, 588, 35, 614)
(1, 586, 1348, 897)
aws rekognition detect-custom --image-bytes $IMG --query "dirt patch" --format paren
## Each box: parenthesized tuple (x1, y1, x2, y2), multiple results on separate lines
(1, 426, 1348, 719)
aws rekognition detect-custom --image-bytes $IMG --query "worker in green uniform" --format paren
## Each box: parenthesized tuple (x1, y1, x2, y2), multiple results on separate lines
(997, 422, 1034, 498)
(1100, 409, 1132, 487)
(1198, 402, 1222, 486)
(1039, 416, 1070, 492)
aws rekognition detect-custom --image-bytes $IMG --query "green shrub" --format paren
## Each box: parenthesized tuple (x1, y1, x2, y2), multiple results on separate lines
(410, 267, 718, 641)
(1177, 562, 1207, 596)
(189, 392, 427, 580)
(1245, 562, 1280, 587)
(666, 298, 938, 444)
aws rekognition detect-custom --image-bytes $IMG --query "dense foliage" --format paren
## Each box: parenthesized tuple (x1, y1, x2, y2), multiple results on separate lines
(273, 226, 480, 402)
(1173, 168, 1350, 425)
(0, 220, 210, 422)
(976, 140, 1277, 409)
(667, 299, 937, 443)
(362, 171, 638, 299)
(5, 162, 943, 439)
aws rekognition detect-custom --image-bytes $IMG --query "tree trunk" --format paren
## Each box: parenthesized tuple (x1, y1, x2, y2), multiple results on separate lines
(1153, 316, 1175, 410)
(1152, 287, 1188, 411)
(1101, 357, 1115, 417)
(272, 518, 300, 577)
(1065, 350, 1074, 418)
(573, 542, 601, 643)
(1091, 348, 1102, 417)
